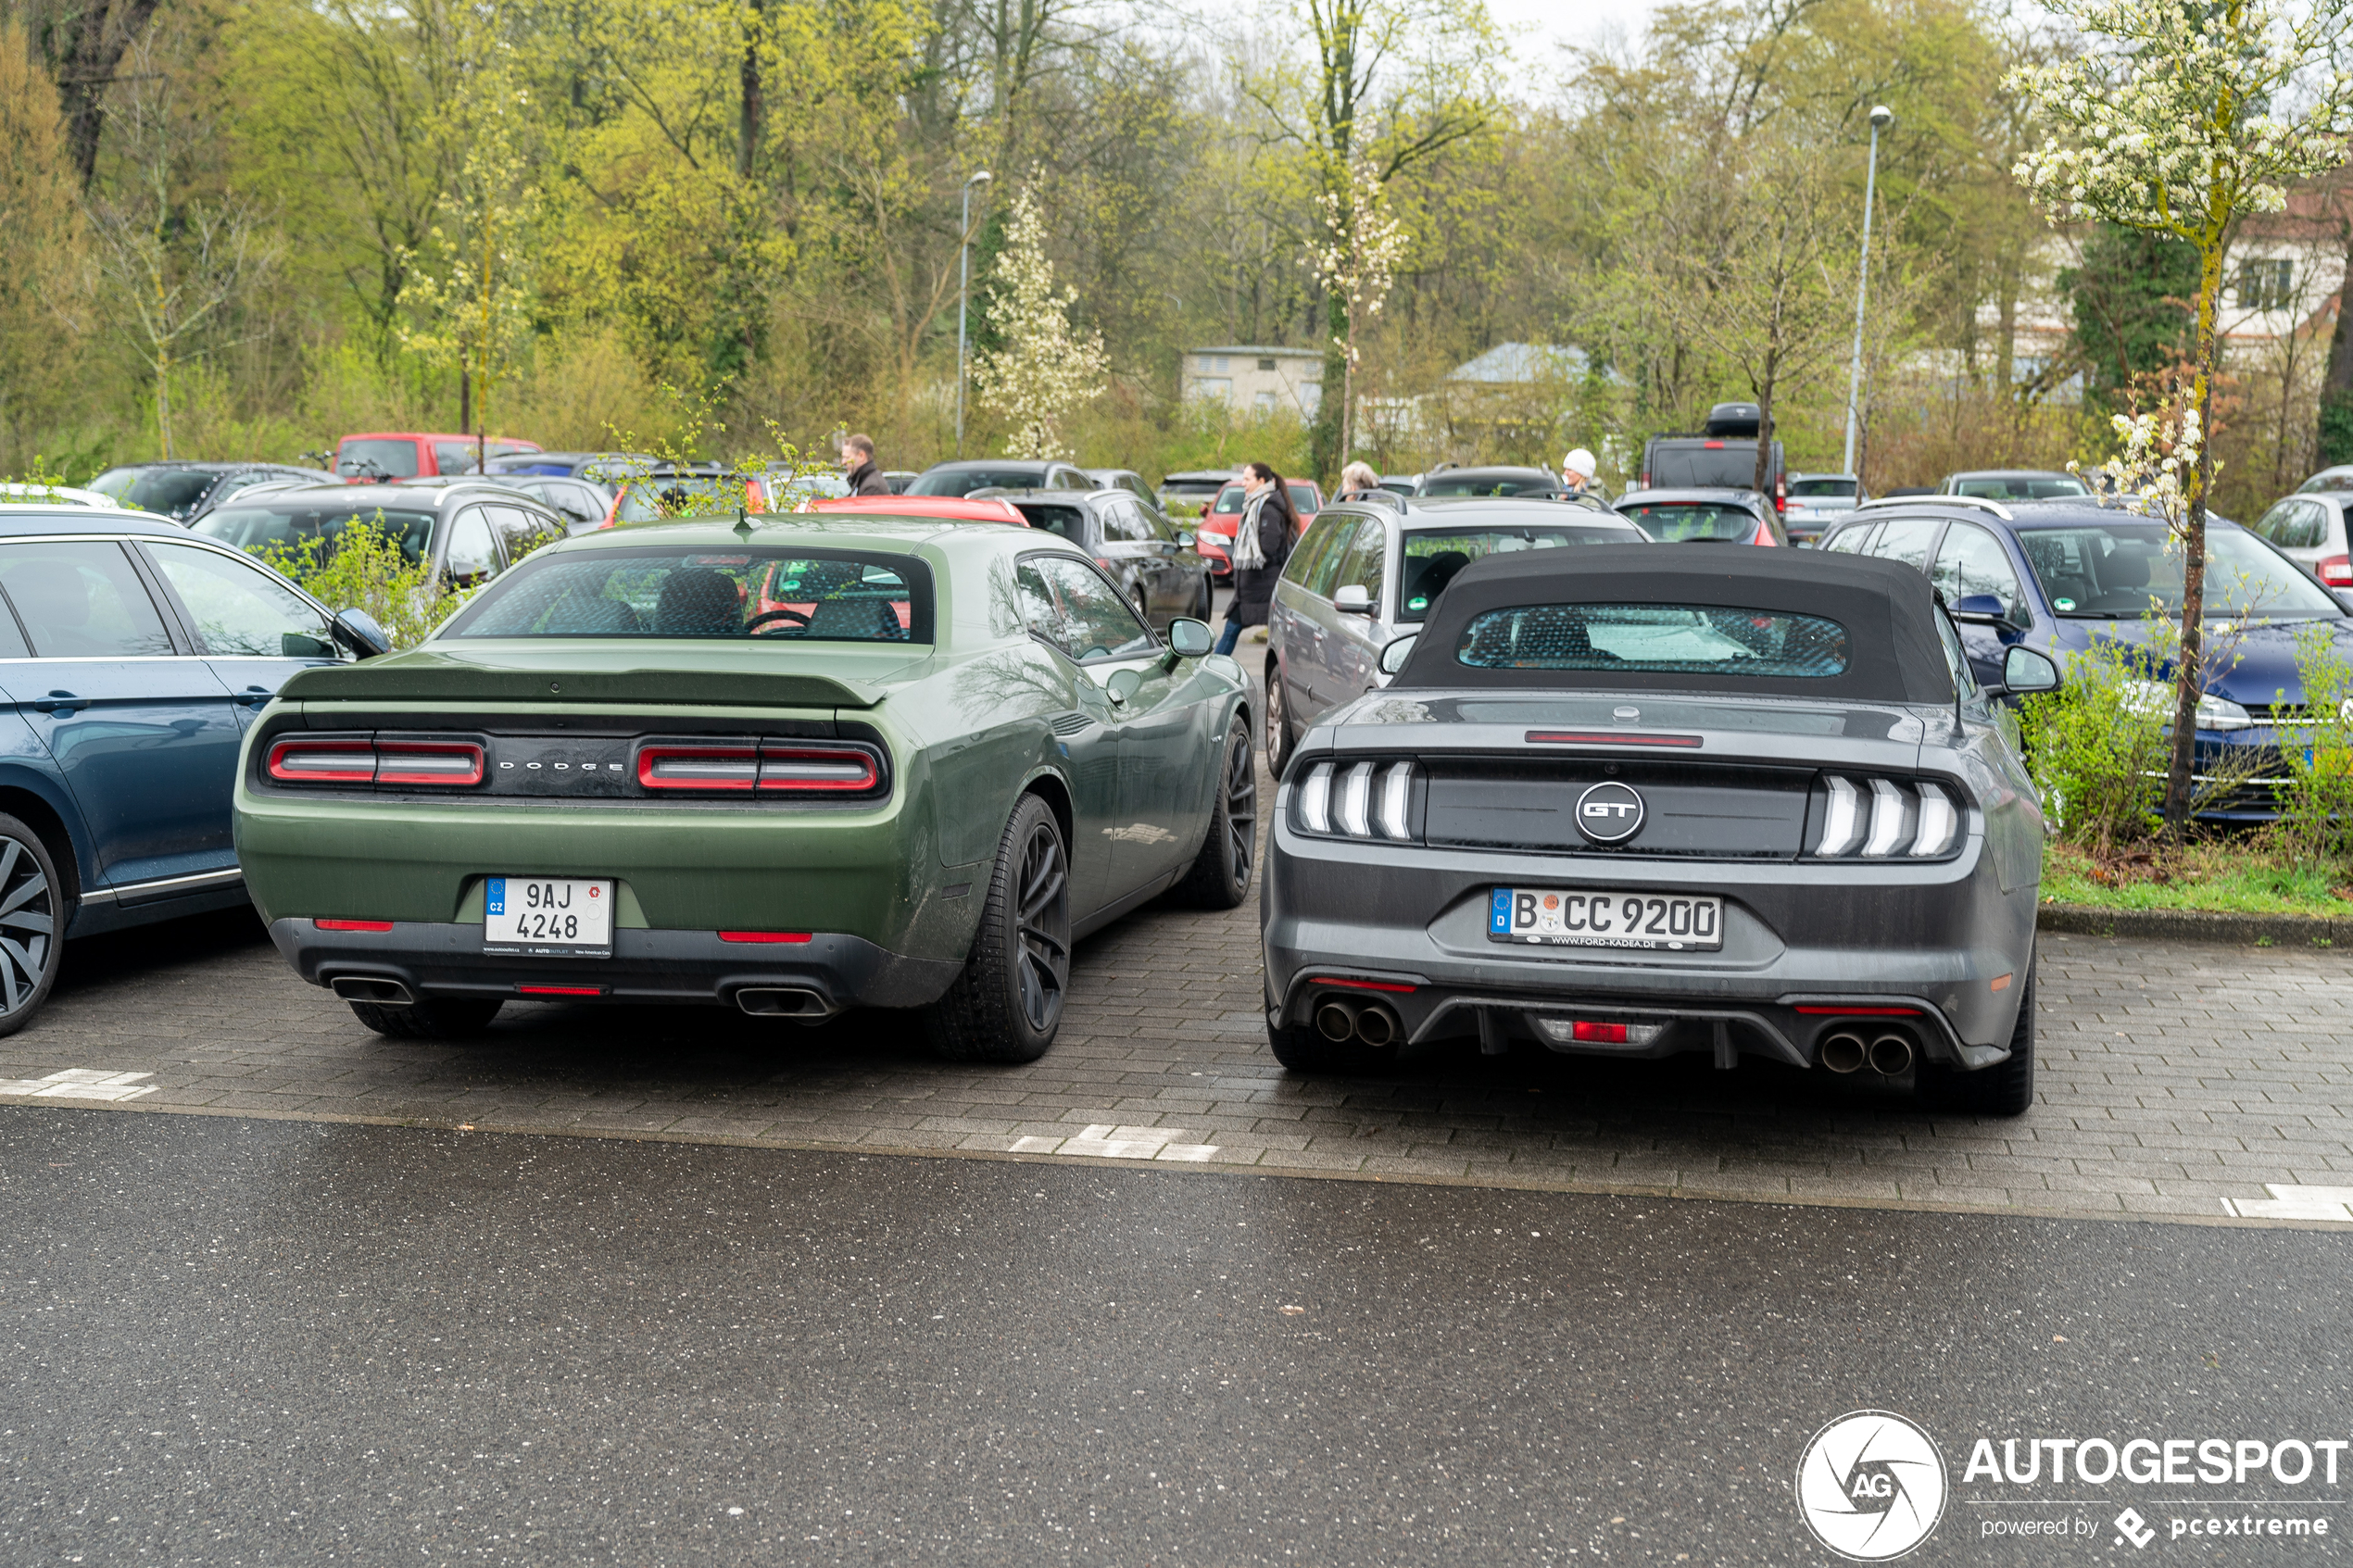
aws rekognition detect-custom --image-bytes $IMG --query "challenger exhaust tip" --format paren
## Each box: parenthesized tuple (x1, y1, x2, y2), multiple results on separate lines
(1315, 997, 1362, 1042)
(1869, 1033, 1916, 1076)
(1819, 1031, 1868, 1073)
(1354, 1003, 1401, 1047)
(736, 986, 835, 1019)
(330, 975, 414, 1005)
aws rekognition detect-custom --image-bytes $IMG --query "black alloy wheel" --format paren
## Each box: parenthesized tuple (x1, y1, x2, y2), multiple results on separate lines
(0, 815, 64, 1036)
(1264, 659, 1295, 775)
(928, 793, 1070, 1062)
(1174, 717, 1257, 909)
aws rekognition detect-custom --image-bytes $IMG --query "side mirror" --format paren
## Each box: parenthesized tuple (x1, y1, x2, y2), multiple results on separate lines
(1104, 666, 1143, 706)
(1175, 530, 1197, 549)
(1167, 617, 1214, 659)
(1377, 633, 1419, 677)
(1951, 593, 2009, 624)
(332, 608, 393, 659)
(2002, 645, 2060, 694)
(1334, 583, 1374, 615)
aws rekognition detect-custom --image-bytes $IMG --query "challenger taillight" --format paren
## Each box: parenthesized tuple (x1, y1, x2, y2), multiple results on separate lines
(635, 741, 881, 795)
(1810, 774, 1964, 859)
(269, 737, 484, 787)
(1293, 759, 1419, 843)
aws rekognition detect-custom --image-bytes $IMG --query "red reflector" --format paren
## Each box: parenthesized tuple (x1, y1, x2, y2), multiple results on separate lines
(1309, 976, 1417, 993)
(719, 931, 813, 944)
(314, 918, 393, 932)
(375, 742, 484, 787)
(1525, 731, 1704, 747)
(1704, 440, 1725, 448)
(517, 985, 604, 997)
(1794, 1005, 1920, 1016)
(1571, 1020, 1629, 1044)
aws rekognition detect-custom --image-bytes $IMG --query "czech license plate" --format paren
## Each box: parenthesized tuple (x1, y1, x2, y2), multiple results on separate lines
(1489, 887, 1723, 952)
(484, 876, 613, 956)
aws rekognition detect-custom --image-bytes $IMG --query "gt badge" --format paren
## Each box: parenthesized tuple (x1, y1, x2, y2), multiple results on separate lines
(1573, 781, 1645, 845)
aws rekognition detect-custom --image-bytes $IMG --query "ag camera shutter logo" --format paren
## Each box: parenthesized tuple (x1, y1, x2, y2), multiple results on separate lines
(1574, 781, 1645, 845)
(1795, 1410, 1949, 1561)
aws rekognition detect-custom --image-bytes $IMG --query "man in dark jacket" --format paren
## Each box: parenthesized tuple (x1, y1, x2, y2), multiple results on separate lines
(1214, 461, 1296, 656)
(843, 434, 890, 496)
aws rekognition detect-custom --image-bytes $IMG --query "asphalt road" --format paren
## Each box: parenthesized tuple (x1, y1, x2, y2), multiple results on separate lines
(6, 1107, 2351, 1566)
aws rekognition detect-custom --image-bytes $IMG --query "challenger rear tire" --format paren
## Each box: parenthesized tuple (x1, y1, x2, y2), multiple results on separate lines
(1919, 954, 2036, 1116)
(1171, 717, 1255, 909)
(348, 998, 504, 1039)
(926, 793, 1069, 1064)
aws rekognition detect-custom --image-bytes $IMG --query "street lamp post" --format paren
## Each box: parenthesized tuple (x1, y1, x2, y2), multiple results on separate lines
(1841, 106, 1894, 481)
(956, 169, 994, 459)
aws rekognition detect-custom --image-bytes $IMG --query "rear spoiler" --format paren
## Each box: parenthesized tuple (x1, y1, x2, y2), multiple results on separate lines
(280, 659, 888, 709)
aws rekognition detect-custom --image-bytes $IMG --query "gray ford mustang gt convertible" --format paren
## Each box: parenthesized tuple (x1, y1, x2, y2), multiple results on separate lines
(1260, 545, 2053, 1114)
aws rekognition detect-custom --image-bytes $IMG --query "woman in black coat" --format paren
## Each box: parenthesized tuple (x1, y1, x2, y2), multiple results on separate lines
(1214, 461, 1297, 656)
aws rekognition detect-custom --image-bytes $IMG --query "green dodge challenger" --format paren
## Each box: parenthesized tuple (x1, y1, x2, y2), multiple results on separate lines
(233, 516, 1256, 1061)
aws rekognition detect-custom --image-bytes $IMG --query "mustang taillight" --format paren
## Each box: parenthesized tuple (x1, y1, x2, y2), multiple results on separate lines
(1811, 774, 1963, 859)
(268, 737, 484, 787)
(1294, 759, 1418, 842)
(635, 742, 881, 795)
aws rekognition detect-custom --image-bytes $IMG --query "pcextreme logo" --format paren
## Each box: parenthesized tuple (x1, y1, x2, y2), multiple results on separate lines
(1795, 1411, 1951, 1561)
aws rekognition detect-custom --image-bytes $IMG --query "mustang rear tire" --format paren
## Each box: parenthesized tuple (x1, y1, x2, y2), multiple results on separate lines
(927, 793, 1069, 1063)
(1919, 954, 2035, 1116)
(0, 814, 66, 1039)
(1171, 717, 1256, 909)
(348, 998, 504, 1039)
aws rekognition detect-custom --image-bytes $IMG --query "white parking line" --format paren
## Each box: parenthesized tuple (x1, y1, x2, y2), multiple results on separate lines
(2222, 1185, 2353, 1221)
(1009, 1123, 1223, 1161)
(0, 1068, 157, 1102)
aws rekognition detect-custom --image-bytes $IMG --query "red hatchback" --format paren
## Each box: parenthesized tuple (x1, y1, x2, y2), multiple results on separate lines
(337, 433, 542, 483)
(1196, 479, 1322, 582)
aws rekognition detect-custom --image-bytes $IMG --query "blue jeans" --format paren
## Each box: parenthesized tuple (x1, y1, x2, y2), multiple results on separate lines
(1214, 617, 1243, 656)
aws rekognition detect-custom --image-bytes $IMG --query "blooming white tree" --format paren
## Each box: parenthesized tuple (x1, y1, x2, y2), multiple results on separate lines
(2010, 0, 2353, 833)
(1310, 153, 1409, 465)
(973, 184, 1107, 460)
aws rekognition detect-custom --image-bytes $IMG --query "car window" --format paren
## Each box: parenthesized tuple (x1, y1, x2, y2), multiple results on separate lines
(1395, 525, 1642, 621)
(1820, 522, 1878, 555)
(1283, 515, 1345, 592)
(1288, 483, 1319, 513)
(483, 503, 560, 566)
(1935, 609, 1976, 694)
(337, 439, 419, 481)
(1021, 555, 1156, 662)
(1617, 503, 1760, 543)
(1107, 499, 1154, 543)
(1052, 468, 1091, 491)
(1016, 503, 1088, 541)
(1306, 516, 1356, 596)
(95, 468, 220, 518)
(434, 442, 483, 474)
(0, 541, 176, 658)
(445, 547, 928, 641)
(1931, 521, 2027, 621)
(1868, 517, 1944, 572)
(444, 507, 499, 582)
(2257, 498, 2328, 550)
(2018, 521, 2340, 619)
(145, 540, 337, 658)
(195, 503, 437, 565)
(1332, 517, 1387, 602)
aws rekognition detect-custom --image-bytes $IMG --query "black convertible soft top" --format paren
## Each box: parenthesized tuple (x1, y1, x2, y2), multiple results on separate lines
(1391, 543, 1955, 703)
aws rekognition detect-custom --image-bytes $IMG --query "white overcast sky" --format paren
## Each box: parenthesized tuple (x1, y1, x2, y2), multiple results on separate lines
(1487, 0, 1655, 81)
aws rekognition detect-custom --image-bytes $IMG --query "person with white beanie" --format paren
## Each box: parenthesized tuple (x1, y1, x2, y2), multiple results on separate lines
(1561, 447, 1599, 497)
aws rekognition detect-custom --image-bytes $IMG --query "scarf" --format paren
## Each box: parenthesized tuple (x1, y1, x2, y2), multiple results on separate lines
(1231, 488, 1269, 571)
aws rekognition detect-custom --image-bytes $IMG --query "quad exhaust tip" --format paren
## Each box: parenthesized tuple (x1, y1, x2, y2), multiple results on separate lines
(1315, 995, 1402, 1047)
(330, 975, 414, 1005)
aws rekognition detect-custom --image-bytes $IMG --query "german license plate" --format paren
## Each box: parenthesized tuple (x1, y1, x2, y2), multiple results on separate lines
(1489, 887, 1723, 952)
(484, 876, 613, 956)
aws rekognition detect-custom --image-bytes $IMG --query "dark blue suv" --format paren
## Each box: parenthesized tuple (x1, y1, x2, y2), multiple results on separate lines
(1818, 497, 2353, 822)
(0, 508, 385, 1032)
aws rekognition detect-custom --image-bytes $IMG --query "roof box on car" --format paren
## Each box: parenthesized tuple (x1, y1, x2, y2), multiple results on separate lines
(1705, 402, 1762, 437)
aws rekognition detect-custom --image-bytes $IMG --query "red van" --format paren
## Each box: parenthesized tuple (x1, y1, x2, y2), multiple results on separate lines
(336, 433, 542, 483)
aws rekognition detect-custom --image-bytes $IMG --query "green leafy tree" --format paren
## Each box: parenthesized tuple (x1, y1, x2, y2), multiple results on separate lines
(2058, 221, 2199, 410)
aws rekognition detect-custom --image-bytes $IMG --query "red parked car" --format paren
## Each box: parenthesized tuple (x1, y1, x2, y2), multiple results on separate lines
(1196, 479, 1322, 582)
(337, 433, 543, 483)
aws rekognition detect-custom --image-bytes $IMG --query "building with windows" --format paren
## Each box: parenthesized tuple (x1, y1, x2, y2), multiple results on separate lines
(1180, 347, 1323, 417)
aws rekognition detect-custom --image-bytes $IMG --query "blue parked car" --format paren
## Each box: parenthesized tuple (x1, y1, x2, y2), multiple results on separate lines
(1818, 496, 2353, 822)
(0, 507, 387, 1032)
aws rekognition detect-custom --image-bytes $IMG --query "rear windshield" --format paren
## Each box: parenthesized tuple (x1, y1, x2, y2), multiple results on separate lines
(338, 439, 419, 480)
(195, 504, 437, 563)
(88, 467, 220, 517)
(1647, 444, 1760, 489)
(2019, 522, 2339, 620)
(1789, 477, 1856, 499)
(615, 477, 747, 522)
(1617, 503, 1759, 544)
(1398, 526, 1644, 621)
(1418, 473, 1557, 498)
(442, 547, 933, 642)
(1457, 604, 1851, 678)
(905, 467, 1046, 497)
(1016, 503, 1086, 540)
(1954, 474, 2087, 500)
